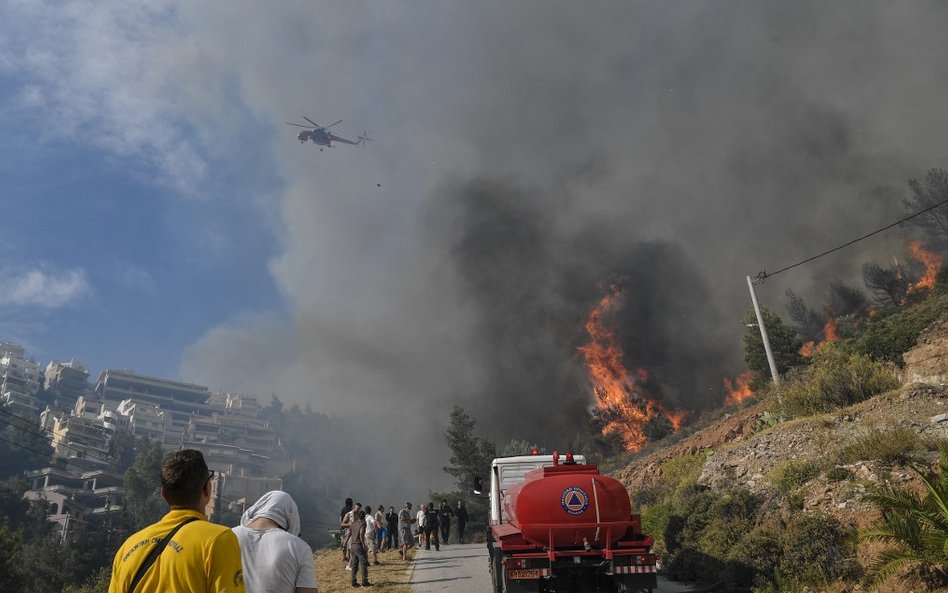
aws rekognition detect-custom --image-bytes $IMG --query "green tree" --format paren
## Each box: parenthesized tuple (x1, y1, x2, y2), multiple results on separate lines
(742, 307, 804, 379)
(443, 406, 496, 495)
(861, 444, 948, 588)
(0, 412, 54, 478)
(0, 477, 30, 529)
(121, 439, 165, 534)
(499, 439, 535, 456)
(108, 428, 138, 474)
(0, 523, 23, 592)
(62, 567, 111, 593)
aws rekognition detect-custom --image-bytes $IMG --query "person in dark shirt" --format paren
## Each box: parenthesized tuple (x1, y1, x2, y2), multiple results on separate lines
(438, 499, 454, 544)
(455, 499, 468, 544)
(340, 497, 353, 564)
(385, 506, 399, 551)
(423, 501, 440, 551)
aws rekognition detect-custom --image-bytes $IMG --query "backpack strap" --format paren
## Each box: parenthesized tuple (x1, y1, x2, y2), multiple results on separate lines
(127, 516, 200, 593)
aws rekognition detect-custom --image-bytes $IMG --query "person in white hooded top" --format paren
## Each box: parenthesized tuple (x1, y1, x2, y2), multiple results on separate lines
(232, 491, 318, 593)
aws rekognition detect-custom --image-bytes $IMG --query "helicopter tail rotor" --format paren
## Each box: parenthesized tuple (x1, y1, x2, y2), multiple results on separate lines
(358, 130, 372, 146)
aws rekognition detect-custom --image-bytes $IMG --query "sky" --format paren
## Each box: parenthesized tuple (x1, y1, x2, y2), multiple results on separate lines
(3, 1, 948, 491)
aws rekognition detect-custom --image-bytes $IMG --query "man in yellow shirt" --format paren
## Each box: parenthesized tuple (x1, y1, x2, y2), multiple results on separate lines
(109, 449, 244, 593)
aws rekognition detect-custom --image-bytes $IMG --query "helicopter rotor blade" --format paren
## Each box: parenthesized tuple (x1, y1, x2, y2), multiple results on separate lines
(302, 116, 321, 128)
(286, 122, 311, 128)
(326, 119, 343, 129)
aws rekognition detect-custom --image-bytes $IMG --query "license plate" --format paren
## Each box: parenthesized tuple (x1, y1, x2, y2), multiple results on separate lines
(508, 569, 540, 579)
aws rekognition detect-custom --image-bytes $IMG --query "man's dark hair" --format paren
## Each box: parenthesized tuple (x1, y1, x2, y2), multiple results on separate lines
(160, 449, 210, 508)
(345, 497, 353, 506)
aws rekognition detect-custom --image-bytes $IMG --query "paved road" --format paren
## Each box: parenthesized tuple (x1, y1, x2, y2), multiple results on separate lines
(410, 543, 692, 593)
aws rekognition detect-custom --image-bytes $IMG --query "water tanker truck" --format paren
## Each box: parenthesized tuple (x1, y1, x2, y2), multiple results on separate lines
(488, 452, 656, 593)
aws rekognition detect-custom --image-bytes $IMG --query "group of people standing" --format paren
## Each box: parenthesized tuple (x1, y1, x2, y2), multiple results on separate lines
(412, 499, 469, 550)
(105, 448, 477, 593)
(338, 497, 469, 586)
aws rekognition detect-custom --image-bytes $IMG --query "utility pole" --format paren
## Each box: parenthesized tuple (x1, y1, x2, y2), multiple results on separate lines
(746, 275, 780, 386)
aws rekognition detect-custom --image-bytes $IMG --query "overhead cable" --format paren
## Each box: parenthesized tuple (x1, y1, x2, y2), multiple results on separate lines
(756, 197, 948, 283)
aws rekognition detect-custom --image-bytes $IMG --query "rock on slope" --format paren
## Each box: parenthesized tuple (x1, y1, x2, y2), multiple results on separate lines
(612, 320, 948, 530)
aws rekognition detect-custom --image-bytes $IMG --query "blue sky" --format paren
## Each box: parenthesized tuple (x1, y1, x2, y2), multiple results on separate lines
(0, 63, 282, 379)
(2, 0, 947, 440)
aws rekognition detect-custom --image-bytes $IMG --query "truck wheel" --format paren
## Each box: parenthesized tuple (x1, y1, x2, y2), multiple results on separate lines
(489, 552, 503, 593)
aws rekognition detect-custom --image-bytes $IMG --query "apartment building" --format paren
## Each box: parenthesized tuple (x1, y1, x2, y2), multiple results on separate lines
(116, 399, 166, 443)
(0, 342, 42, 419)
(24, 463, 123, 536)
(95, 369, 212, 446)
(184, 393, 287, 518)
(44, 360, 91, 408)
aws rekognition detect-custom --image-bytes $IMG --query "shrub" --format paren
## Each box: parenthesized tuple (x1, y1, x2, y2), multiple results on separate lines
(697, 489, 761, 557)
(639, 501, 674, 557)
(779, 513, 859, 587)
(726, 523, 783, 590)
(661, 453, 706, 493)
(754, 410, 782, 432)
(854, 293, 948, 365)
(767, 460, 820, 495)
(663, 487, 762, 590)
(826, 466, 852, 481)
(779, 344, 898, 418)
(836, 426, 924, 466)
(664, 547, 723, 583)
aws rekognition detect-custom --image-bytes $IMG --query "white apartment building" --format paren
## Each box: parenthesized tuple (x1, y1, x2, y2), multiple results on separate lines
(0, 342, 41, 419)
(44, 360, 90, 407)
(116, 399, 166, 443)
(95, 369, 212, 446)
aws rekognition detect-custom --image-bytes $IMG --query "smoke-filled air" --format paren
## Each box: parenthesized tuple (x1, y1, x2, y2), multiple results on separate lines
(8, 1, 948, 499)
(181, 1, 948, 490)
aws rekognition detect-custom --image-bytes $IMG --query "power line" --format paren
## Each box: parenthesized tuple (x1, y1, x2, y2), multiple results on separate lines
(0, 435, 95, 474)
(0, 408, 115, 461)
(756, 196, 948, 283)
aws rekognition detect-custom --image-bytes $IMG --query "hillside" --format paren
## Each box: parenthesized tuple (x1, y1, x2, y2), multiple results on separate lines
(610, 320, 948, 592)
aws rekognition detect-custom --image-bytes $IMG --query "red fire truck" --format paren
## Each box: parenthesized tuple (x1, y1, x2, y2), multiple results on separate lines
(488, 451, 656, 593)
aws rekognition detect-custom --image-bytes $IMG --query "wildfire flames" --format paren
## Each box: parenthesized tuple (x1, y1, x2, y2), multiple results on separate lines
(907, 240, 943, 294)
(798, 242, 941, 357)
(800, 311, 839, 357)
(579, 283, 683, 452)
(723, 372, 755, 406)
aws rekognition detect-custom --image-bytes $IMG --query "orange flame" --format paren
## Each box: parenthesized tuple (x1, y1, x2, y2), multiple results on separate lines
(579, 283, 683, 452)
(907, 240, 943, 293)
(823, 316, 839, 342)
(799, 314, 838, 357)
(723, 372, 755, 406)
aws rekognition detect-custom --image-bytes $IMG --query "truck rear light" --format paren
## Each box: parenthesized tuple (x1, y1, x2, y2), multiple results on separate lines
(510, 558, 528, 569)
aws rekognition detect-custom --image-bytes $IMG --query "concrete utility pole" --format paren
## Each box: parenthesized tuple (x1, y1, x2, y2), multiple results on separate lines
(746, 275, 780, 386)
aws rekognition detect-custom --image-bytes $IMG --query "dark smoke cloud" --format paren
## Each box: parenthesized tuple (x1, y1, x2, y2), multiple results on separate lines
(425, 178, 731, 444)
(181, 1, 948, 492)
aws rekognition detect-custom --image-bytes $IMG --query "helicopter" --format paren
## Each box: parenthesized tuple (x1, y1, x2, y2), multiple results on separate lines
(285, 116, 370, 151)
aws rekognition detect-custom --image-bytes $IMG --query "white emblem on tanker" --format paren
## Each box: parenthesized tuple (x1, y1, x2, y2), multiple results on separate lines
(560, 486, 589, 515)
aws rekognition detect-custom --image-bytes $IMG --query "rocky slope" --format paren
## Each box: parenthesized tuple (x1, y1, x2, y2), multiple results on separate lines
(611, 320, 948, 588)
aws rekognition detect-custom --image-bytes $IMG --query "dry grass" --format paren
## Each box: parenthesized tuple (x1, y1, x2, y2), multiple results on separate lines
(314, 546, 415, 592)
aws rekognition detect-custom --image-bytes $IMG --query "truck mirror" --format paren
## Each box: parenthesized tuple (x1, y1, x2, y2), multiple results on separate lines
(473, 477, 483, 495)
